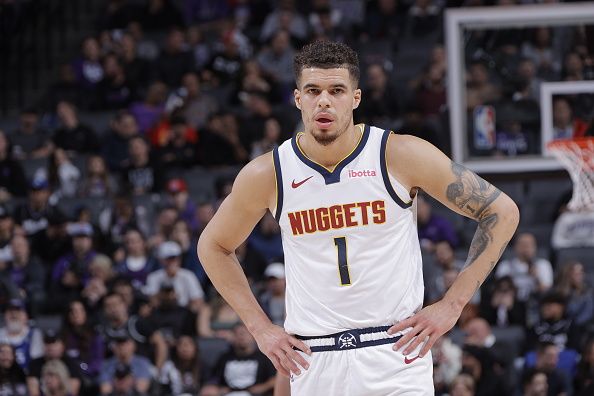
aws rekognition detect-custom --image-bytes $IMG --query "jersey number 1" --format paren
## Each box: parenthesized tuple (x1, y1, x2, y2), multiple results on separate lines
(333, 237, 351, 286)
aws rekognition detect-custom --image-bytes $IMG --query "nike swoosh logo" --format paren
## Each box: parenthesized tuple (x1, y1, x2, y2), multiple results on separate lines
(291, 176, 314, 189)
(404, 355, 420, 364)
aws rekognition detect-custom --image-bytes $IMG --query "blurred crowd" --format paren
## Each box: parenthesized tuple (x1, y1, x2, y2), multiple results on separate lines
(0, 0, 593, 395)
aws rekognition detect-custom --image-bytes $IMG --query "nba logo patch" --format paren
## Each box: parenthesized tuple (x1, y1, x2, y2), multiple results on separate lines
(338, 332, 358, 349)
(473, 105, 496, 149)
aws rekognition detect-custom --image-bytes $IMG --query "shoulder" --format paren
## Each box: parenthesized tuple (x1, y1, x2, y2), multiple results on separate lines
(229, 151, 277, 210)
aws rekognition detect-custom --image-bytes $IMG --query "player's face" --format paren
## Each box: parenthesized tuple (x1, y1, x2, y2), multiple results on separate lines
(294, 67, 361, 146)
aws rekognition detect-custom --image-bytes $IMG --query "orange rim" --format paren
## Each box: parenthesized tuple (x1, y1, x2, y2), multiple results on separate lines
(547, 136, 594, 150)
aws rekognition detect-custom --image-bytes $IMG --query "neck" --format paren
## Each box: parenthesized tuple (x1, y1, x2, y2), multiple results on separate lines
(299, 123, 360, 169)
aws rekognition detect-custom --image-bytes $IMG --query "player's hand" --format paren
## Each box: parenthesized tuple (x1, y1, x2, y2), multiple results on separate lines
(252, 323, 312, 377)
(387, 300, 462, 358)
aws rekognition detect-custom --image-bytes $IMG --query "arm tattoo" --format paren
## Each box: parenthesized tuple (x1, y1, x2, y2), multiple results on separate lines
(447, 161, 502, 267)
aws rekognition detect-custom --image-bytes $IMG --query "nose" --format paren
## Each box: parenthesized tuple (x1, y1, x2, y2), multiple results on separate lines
(317, 90, 331, 108)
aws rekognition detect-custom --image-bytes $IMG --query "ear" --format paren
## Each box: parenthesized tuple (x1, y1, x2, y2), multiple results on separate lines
(294, 89, 302, 110)
(353, 88, 362, 110)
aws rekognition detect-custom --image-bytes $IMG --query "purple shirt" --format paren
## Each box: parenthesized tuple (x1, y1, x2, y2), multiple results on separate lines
(418, 214, 459, 248)
(129, 102, 165, 134)
(52, 251, 97, 285)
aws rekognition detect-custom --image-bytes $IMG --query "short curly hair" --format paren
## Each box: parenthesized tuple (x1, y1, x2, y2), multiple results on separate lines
(294, 41, 360, 87)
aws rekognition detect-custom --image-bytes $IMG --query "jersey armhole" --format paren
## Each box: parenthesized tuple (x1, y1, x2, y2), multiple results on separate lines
(272, 147, 284, 222)
(380, 130, 413, 209)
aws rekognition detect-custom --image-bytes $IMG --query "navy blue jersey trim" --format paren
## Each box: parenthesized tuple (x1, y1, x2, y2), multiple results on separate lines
(380, 130, 412, 209)
(295, 325, 402, 353)
(290, 124, 371, 185)
(272, 147, 283, 222)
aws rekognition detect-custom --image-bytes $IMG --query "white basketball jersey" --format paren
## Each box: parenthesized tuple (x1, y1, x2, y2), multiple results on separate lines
(272, 124, 424, 336)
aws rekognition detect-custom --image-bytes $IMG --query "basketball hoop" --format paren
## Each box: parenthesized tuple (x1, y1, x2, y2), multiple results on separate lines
(547, 137, 594, 212)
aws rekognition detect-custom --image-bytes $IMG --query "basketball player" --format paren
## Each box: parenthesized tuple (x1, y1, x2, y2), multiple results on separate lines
(198, 41, 519, 395)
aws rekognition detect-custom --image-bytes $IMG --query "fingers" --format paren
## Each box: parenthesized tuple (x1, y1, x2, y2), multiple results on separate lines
(419, 334, 438, 358)
(288, 336, 312, 355)
(278, 350, 302, 375)
(272, 356, 290, 377)
(283, 345, 310, 371)
(403, 328, 431, 355)
(393, 324, 421, 351)
(388, 316, 414, 335)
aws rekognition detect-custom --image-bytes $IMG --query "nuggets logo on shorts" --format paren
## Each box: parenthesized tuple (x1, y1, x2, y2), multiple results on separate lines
(338, 333, 358, 349)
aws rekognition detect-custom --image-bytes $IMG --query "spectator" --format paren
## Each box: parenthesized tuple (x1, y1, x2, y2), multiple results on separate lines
(233, 59, 282, 106)
(102, 111, 140, 172)
(552, 97, 585, 139)
(99, 333, 152, 396)
(250, 117, 281, 160)
(0, 205, 14, 265)
(52, 101, 100, 154)
(117, 33, 150, 89)
(126, 21, 159, 61)
(515, 58, 542, 101)
(30, 210, 70, 269)
(39, 359, 73, 396)
(200, 112, 249, 166)
(128, 81, 167, 135)
(97, 53, 136, 110)
(198, 293, 240, 339)
(308, 4, 348, 43)
(208, 322, 275, 395)
(448, 374, 475, 396)
(463, 317, 517, 371)
(100, 293, 167, 369)
(170, 219, 206, 286)
(239, 89, 297, 144)
(414, 63, 447, 119)
(205, 34, 245, 86)
(362, 0, 402, 46)
(562, 52, 584, 81)
(407, 0, 441, 37)
(144, 241, 205, 313)
(461, 345, 508, 396)
(416, 194, 459, 251)
(60, 300, 104, 381)
(466, 61, 501, 106)
(6, 235, 45, 316)
(147, 206, 179, 250)
(186, 26, 211, 71)
(523, 368, 549, 396)
(78, 155, 118, 198)
(354, 63, 399, 128)
(258, 262, 286, 326)
(155, 28, 195, 87)
(139, 0, 184, 32)
(0, 343, 27, 396)
(154, 116, 199, 171)
(427, 240, 466, 303)
(528, 342, 572, 396)
(164, 179, 197, 232)
(495, 232, 553, 302)
(9, 108, 53, 160)
(71, 37, 104, 106)
(0, 130, 27, 201)
(432, 336, 462, 394)
(106, 363, 144, 396)
(257, 30, 295, 88)
(247, 213, 283, 263)
(521, 27, 561, 80)
(115, 228, 159, 290)
(554, 260, 594, 326)
(146, 282, 196, 346)
(527, 292, 579, 352)
(50, 223, 97, 311)
(81, 254, 113, 312)
(178, 72, 219, 129)
(158, 335, 201, 396)
(13, 173, 60, 237)
(47, 148, 81, 200)
(42, 64, 83, 114)
(122, 136, 162, 195)
(259, 5, 308, 44)
(27, 330, 81, 396)
(575, 338, 594, 394)
(480, 275, 526, 327)
(0, 299, 44, 372)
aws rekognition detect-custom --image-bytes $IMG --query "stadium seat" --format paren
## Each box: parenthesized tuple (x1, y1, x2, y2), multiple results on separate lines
(20, 157, 47, 181)
(555, 247, 594, 268)
(198, 337, 231, 379)
(78, 111, 117, 138)
(522, 178, 573, 226)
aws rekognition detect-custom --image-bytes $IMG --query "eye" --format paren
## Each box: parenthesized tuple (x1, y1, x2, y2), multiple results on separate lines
(307, 88, 320, 95)
(332, 88, 344, 94)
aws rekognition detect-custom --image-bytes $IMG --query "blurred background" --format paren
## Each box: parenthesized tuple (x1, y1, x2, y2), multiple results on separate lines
(0, 0, 593, 395)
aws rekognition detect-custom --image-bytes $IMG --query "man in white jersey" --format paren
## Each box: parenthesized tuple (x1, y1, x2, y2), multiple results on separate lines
(198, 41, 519, 395)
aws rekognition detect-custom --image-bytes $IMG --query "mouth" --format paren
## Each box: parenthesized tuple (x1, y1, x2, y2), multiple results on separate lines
(314, 113, 334, 129)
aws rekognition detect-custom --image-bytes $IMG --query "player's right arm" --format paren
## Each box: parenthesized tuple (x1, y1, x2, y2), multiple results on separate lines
(197, 153, 311, 376)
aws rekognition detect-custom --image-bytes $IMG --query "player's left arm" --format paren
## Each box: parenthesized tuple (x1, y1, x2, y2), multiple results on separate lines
(386, 134, 520, 357)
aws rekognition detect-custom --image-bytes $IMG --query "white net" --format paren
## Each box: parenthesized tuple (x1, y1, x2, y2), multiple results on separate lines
(547, 138, 594, 212)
